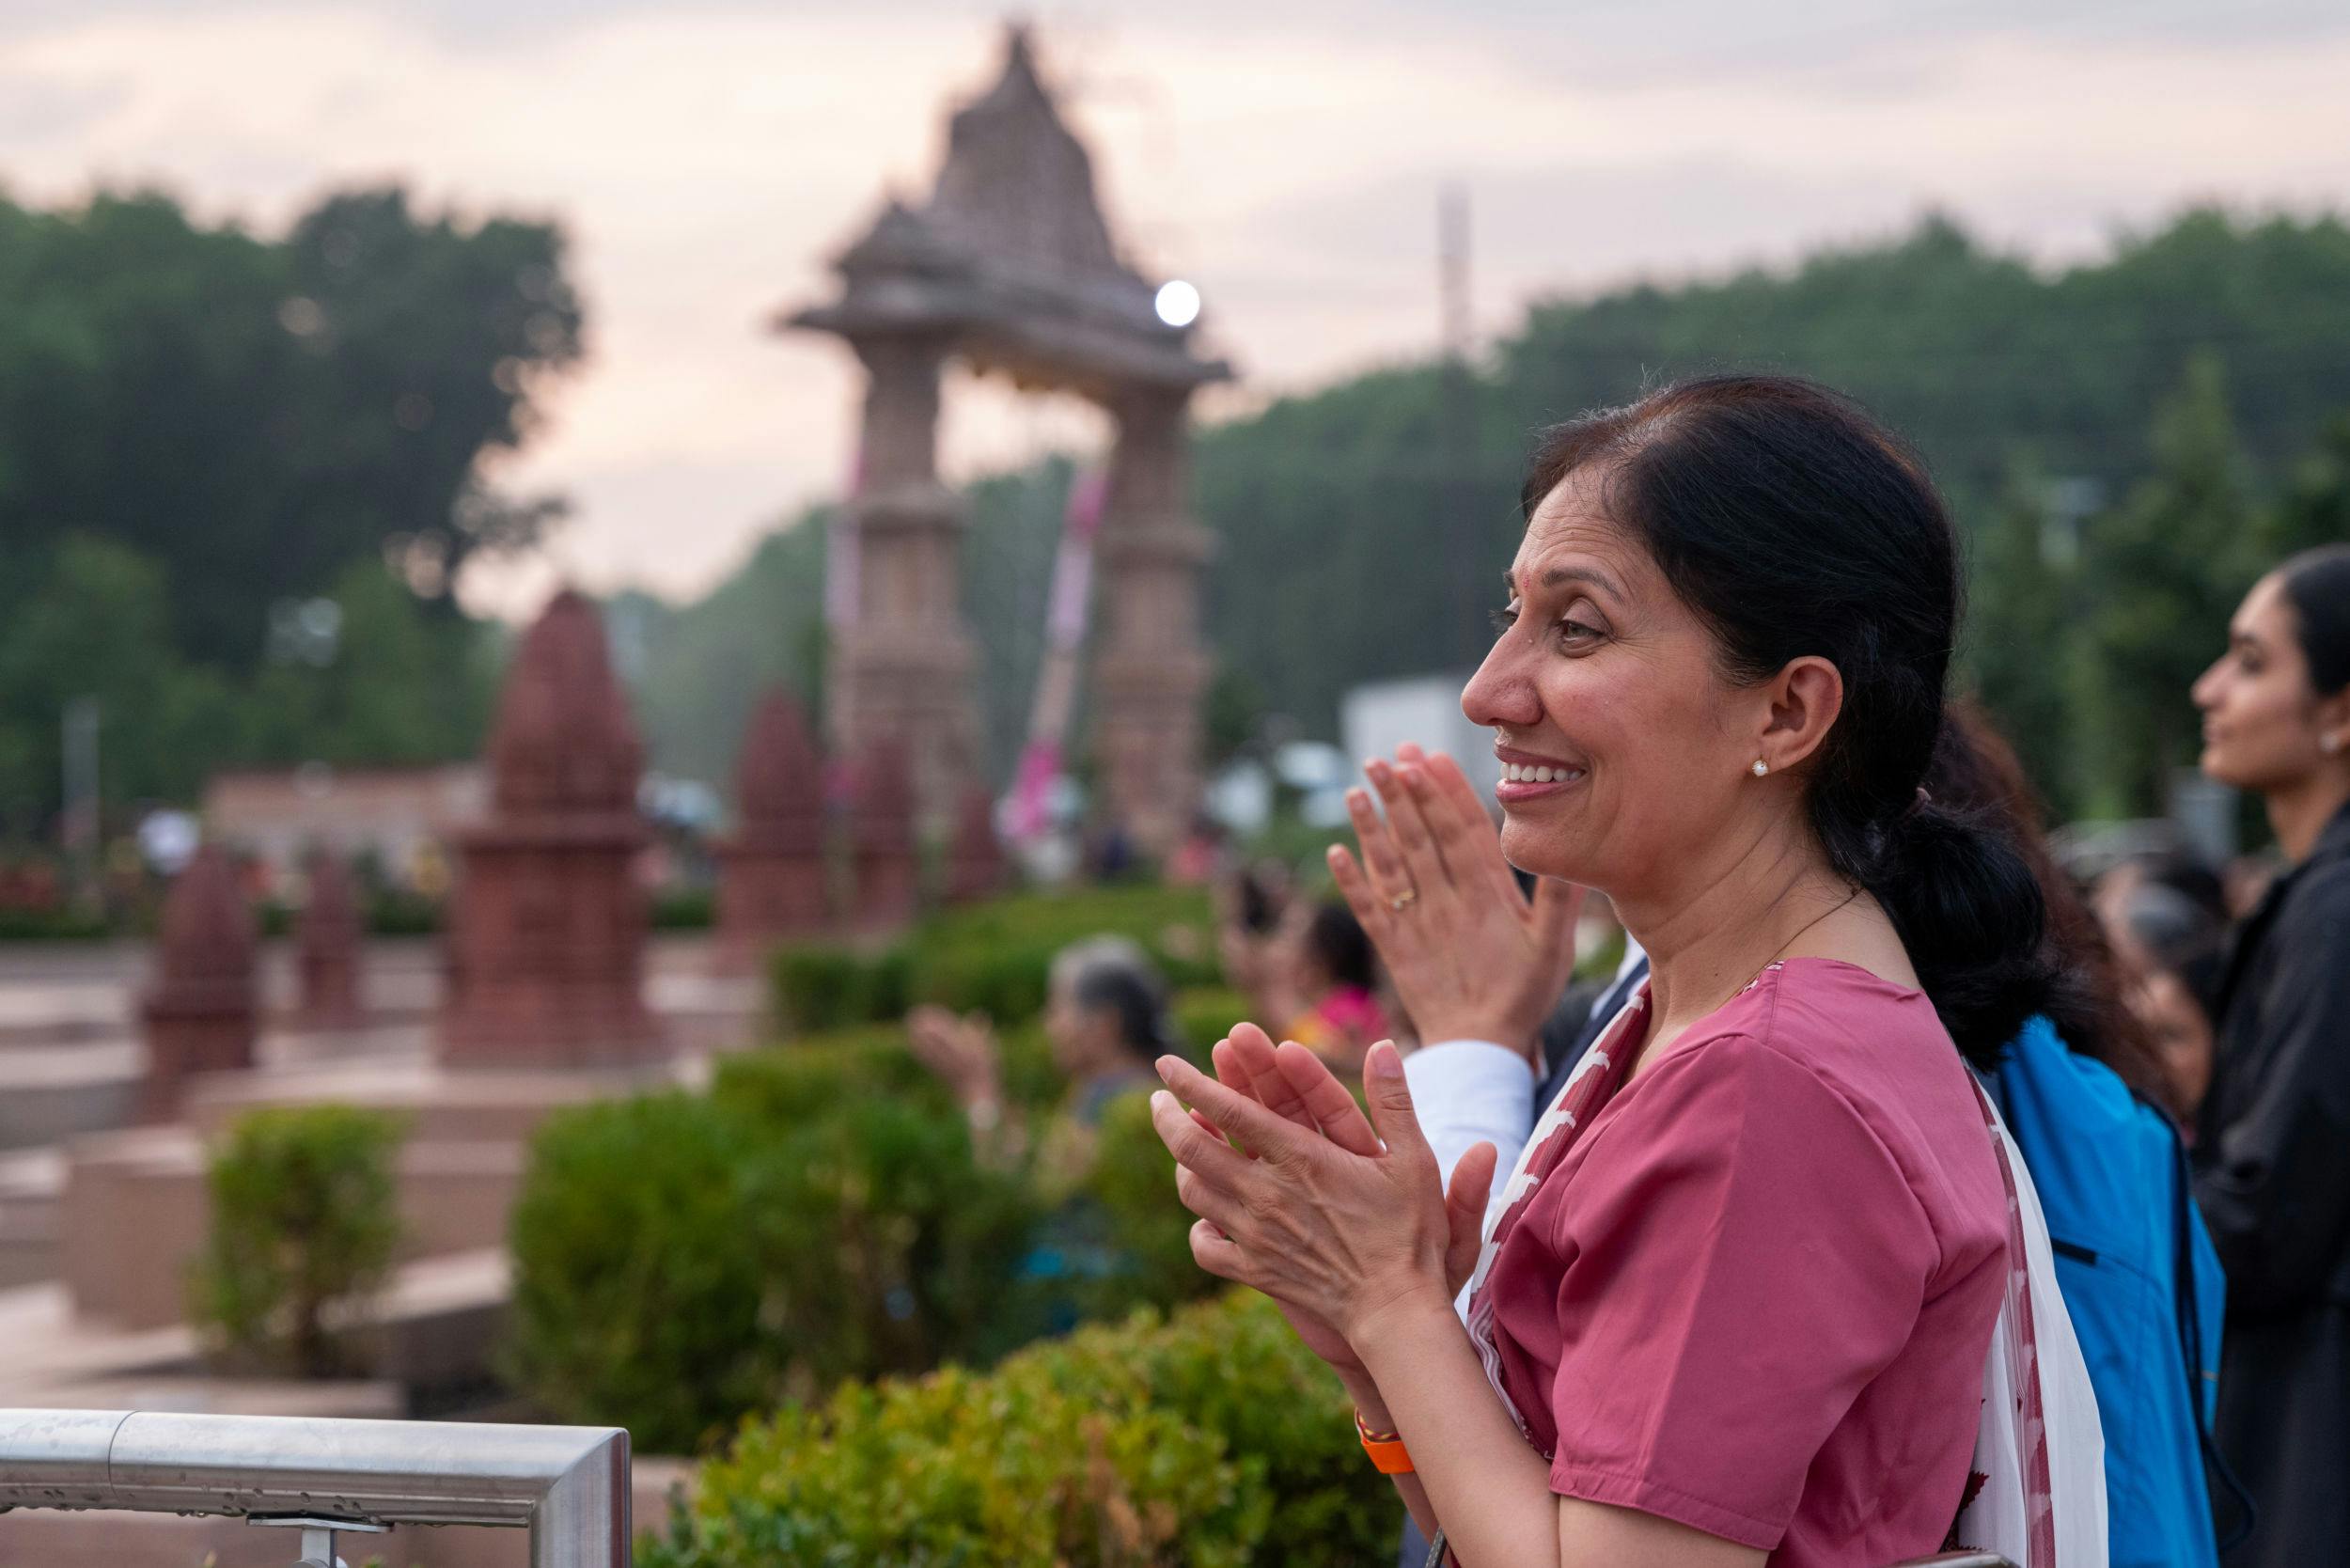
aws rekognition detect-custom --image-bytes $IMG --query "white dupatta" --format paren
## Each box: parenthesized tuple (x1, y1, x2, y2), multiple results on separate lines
(1955, 1079, 2107, 1568)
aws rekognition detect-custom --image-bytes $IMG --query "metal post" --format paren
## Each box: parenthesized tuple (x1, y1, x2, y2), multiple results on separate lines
(0, 1409, 631, 1568)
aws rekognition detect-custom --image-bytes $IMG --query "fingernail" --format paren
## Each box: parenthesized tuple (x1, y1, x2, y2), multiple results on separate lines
(1155, 1056, 1181, 1082)
(1150, 1090, 1170, 1111)
(1369, 1042, 1403, 1080)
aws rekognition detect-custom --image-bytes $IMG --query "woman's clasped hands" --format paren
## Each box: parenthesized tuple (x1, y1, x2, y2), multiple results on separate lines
(1148, 1022, 1497, 1367)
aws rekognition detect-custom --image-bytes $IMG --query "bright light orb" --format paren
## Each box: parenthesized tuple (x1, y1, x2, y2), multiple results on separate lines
(1154, 280, 1200, 328)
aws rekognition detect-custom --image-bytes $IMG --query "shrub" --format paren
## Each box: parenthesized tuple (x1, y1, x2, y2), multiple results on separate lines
(744, 1089, 1042, 1397)
(1067, 1091, 1221, 1323)
(1170, 986, 1250, 1054)
(769, 945, 906, 1035)
(189, 1105, 405, 1377)
(766, 886, 1220, 1037)
(509, 1044, 1043, 1450)
(649, 1292, 1392, 1568)
(506, 1093, 776, 1454)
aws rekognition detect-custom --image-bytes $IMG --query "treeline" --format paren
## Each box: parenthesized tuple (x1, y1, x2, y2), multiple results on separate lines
(0, 186, 582, 839)
(635, 208, 2350, 823)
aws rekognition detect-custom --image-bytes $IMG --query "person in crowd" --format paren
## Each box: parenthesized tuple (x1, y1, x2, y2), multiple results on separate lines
(2106, 881, 2227, 1127)
(2186, 542, 2350, 1568)
(1149, 376, 2104, 1566)
(906, 934, 1174, 1176)
(1221, 872, 1389, 1074)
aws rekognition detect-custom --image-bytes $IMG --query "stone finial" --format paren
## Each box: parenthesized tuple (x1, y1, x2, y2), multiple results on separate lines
(944, 785, 1007, 904)
(141, 843, 258, 1117)
(295, 851, 365, 1028)
(486, 589, 644, 816)
(734, 689, 825, 847)
(152, 845, 257, 996)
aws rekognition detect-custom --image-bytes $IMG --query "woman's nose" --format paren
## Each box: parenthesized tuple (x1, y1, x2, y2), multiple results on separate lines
(1461, 638, 1539, 730)
(2190, 657, 2225, 711)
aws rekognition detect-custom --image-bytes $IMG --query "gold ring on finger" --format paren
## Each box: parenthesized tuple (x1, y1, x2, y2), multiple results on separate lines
(1389, 888, 1418, 912)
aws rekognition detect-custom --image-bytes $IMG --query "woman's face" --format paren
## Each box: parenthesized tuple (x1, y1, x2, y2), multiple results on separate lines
(2193, 573, 2344, 793)
(1459, 468, 1774, 893)
(1044, 974, 1122, 1075)
(2133, 969, 2215, 1118)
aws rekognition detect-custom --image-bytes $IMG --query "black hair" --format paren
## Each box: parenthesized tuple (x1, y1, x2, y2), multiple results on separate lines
(2121, 884, 2227, 1025)
(1054, 936, 1179, 1065)
(1522, 374, 2054, 1066)
(1303, 900, 1377, 993)
(2279, 543, 2350, 696)
(1927, 701, 2170, 1103)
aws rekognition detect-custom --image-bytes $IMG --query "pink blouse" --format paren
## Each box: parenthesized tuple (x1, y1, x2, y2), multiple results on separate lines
(1480, 959, 2008, 1564)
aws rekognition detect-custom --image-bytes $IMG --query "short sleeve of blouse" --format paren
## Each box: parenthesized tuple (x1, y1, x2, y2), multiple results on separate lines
(1543, 1032, 1943, 1547)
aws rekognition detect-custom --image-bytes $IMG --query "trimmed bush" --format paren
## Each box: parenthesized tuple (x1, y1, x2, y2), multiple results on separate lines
(1068, 1090, 1221, 1324)
(509, 1043, 1044, 1451)
(767, 886, 1220, 1038)
(650, 1292, 1393, 1568)
(1171, 986, 1250, 1055)
(506, 1092, 776, 1454)
(190, 1105, 405, 1376)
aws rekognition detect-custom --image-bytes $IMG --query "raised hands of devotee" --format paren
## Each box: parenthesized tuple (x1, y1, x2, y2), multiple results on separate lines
(903, 1004, 1002, 1111)
(1151, 1023, 1497, 1366)
(1327, 744, 1584, 1059)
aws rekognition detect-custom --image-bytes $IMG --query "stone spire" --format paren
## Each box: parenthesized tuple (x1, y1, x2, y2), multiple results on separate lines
(848, 737, 918, 931)
(714, 689, 833, 964)
(140, 843, 258, 1117)
(438, 589, 663, 1067)
(485, 589, 644, 815)
(944, 784, 1008, 904)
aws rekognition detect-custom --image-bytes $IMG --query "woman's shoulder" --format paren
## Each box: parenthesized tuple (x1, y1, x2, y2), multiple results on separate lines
(1659, 960, 2004, 1234)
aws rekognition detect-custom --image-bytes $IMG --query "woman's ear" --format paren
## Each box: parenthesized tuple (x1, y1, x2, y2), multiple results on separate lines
(1758, 656, 1845, 774)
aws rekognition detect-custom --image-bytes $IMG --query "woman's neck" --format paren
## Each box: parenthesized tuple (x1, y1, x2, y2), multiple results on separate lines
(1614, 823, 1854, 1040)
(2267, 770, 2350, 865)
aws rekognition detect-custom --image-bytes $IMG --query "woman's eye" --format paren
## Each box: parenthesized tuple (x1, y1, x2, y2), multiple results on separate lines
(1488, 604, 1520, 634)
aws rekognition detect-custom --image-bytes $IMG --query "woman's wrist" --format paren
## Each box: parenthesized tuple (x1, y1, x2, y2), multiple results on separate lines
(1345, 1278, 1463, 1375)
(1336, 1366, 1391, 1433)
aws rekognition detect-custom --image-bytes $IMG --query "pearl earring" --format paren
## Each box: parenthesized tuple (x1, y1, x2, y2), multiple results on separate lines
(1751, 760, 1769, 777)
(2326, 734, 2344, 756)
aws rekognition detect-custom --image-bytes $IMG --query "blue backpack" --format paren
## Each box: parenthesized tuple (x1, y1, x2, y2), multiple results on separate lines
(1985, 1014, 2237, 1568)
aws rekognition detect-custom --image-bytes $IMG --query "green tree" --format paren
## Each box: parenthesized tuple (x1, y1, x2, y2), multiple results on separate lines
(2267, 410, 2350, 562)
(2075, 355, 2262, 814)
(1964, 463, 2079, 808)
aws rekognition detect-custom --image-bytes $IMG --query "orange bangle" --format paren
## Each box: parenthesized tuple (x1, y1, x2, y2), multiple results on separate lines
(1355, 1407, 1414, 1474)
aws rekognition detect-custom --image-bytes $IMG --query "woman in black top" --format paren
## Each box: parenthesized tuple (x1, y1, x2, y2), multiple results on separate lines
(2189, 543, 2350, 1566)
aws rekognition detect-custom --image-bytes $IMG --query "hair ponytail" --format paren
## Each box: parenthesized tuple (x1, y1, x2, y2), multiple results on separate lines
(1850, 795, 2056, 1066)
(1522, 375, 2053, 1066)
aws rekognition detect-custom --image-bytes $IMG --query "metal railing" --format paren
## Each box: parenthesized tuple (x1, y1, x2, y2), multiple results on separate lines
(0, 1408, 630, 1567)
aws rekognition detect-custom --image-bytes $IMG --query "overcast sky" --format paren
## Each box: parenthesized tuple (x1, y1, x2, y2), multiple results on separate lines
(2, 0, 2345, 616)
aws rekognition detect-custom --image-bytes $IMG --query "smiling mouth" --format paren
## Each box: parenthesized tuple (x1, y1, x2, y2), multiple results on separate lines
(1496, 760, 1586, 799)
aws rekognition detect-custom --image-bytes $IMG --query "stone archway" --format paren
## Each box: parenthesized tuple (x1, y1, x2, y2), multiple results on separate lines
(780, 26, 1230, 855)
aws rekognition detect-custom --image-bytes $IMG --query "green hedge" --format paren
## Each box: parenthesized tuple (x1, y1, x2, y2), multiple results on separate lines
(648, 1292, 1395, 1568)
(769, 886, 1219, 1038)
(509, 1041, 1043, 1453)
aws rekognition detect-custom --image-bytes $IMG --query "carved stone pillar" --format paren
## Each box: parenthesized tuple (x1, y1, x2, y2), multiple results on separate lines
(1090, 386, 1212, 856)
(713, 689, 831, 967)
(140, 844, 257, 1119)
(438, 590, 663, 1068)
(829, 333, 980, 826)
(848, 738, 919, 932)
